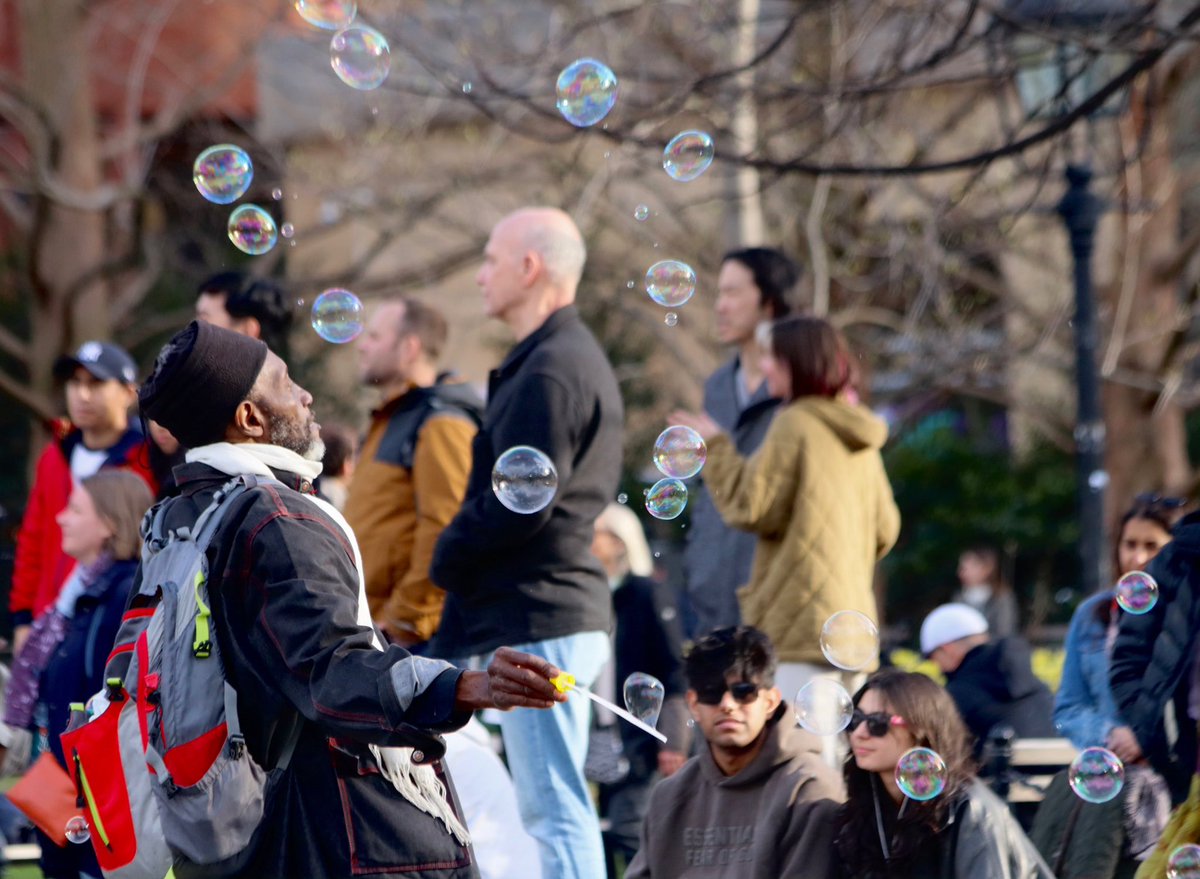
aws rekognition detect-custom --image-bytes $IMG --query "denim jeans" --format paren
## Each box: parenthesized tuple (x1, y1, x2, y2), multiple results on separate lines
(497, 631, 610, 879)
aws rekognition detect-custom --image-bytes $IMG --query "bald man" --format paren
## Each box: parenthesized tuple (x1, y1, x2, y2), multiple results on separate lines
(431, 208, 624, 879)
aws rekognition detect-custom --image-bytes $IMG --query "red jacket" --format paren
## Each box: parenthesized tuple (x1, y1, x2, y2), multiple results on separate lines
(10, 425, 156, 625)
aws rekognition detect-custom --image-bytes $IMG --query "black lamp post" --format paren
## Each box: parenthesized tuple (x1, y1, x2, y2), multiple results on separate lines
(1006, 0, 1141, 595)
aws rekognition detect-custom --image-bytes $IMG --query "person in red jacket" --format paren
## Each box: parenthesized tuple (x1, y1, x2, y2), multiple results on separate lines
(10, 341, 155, 653)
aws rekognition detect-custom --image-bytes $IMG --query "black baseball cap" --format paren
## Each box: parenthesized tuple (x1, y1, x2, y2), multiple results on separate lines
(53, 341, 138, 385)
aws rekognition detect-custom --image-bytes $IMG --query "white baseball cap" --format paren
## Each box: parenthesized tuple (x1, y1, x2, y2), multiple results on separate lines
(920, 603, 989, 656)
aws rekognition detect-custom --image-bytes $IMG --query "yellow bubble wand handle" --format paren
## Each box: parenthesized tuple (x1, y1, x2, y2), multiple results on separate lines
(550, 673, 668, 743)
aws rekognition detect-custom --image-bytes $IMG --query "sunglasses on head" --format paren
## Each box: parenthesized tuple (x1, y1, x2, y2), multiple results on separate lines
(1134, 493, 1187, 510)
(694, 681, 762, 706)
(849, 709, 906, 737)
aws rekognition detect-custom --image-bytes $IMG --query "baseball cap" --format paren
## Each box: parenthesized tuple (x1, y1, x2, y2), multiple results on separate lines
(54, 341, 138, 385)
(919, 603, 989, 656)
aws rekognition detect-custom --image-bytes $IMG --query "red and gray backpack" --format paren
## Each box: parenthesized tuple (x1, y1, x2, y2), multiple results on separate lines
(61, 475, 299, 879)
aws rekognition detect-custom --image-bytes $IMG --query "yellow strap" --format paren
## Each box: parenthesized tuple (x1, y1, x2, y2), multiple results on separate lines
(76, 762, 111, 848)
(193, 570, 212, 658)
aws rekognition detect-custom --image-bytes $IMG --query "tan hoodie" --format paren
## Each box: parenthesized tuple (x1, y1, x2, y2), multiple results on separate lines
(702, 397, 900, 664)
(626, 704, 844, 878)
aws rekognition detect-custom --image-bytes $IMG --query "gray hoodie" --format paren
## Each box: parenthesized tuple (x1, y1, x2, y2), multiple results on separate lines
(626, 704, 844, 878)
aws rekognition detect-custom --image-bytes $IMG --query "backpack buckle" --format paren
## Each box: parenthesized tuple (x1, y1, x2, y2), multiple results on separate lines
(228, 735, 246, 760)
(193, 639, 212, 659)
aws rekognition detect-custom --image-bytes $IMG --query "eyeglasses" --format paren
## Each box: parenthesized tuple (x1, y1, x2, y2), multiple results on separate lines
(1134, 493, 1188, 510)
(849, 709, 906, 737)
(694, 681, 762, 706)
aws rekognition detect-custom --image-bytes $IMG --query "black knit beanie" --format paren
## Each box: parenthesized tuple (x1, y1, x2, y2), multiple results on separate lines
(138, 321, 269, 449)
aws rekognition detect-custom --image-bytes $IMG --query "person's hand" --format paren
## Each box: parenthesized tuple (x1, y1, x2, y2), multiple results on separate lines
(1107, 725, 1143, 764)
(657, 749, 687, 777)
(12, 624, 30, 657)
(454, 647, 569, 713)
(667, 410, 722, 442)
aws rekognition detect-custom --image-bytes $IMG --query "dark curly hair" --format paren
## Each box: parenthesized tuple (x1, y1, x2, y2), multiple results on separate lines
(834, 670, 976, 879)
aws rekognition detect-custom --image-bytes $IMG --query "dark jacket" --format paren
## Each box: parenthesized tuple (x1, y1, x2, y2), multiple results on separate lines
(682, 356, 779, 636)
(113, 461, 477, 879)
(1110, 514, 1200, 803)
(430, 305, 623, 658)
(945, 637, 1056, 751)
(43, 558, 138, 770)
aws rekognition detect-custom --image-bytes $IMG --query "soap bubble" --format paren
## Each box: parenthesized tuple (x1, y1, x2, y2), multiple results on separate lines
(663, 131, 715, 182)
(665, 312, 678, 327)
(820, 611, 880, 671)
(556, 59, 618, 127)
(492, 446, 557, 514)
(193, 145, 253, 204)
(65, 816, 90, 844)
(295, 0, 356, 29)
(645, 260, 697, 308)
(1168, 845, 1200, 879)
(653, 426, 706, 480)
(331, 26, 391, 91)
(794, 678, 853, 736)
(623, 673, 665, 728)
(227, 205, 277, 255)
(895, 748, 948, 801)
(645, 477, 687, 520)
(280, 223, 295, 239)
(617, 493, 628, 504)
(634, 205, 650, 221)
(1115, 571, 1158, 615)
(1068, 747, 1124, 803)
(310, 288, 364, 343)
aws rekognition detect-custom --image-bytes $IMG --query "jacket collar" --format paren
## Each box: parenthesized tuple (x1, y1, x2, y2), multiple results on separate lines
(172, 460, 317, 495)
(60, 424, 145, 464)
(491, 305, 580, 384)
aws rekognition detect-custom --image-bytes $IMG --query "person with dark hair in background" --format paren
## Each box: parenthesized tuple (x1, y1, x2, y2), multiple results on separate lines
(834, 669, 1052, 879)
(953, 543, 1019, 639)
(317, 422, 358, 512)
(146, 418, 186, 500)
(195, 271, 293, 360)
(10, 341, 155, 655)
(625, 625, 842, 879)
(682, 247, 800, 638)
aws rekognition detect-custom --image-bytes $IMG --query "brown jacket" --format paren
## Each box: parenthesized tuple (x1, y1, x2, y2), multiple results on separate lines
(344, 383, 479, 642)
(703, 396, 900, 665)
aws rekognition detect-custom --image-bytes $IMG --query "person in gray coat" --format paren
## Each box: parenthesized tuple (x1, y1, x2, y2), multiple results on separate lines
(683, 248, 800, 636)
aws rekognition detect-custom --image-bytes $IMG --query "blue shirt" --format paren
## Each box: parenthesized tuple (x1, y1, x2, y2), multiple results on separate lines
(1054, 591, 1118, 749)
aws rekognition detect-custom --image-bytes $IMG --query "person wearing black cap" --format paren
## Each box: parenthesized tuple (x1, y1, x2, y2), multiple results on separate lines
(9, 341, 155, 654)
(195, 271, 293, 360)
(130, 320, 567, 879)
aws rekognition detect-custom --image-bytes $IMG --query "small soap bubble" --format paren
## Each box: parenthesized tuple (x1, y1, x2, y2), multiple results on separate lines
(820, 611, 880, 671)
(663, 131, 715, 182)
(1168, 845, 1200, 879)
(653, 426, 706, 480)
(1115, 571, 1158, 615)
(227, 205, 278, 255)
(555, 58, 618, 127)
(616, 493, 628, 504)
(634, 204, 650, 221)
(65, 816, 90, 844)
(193, 145, 253, 204)
(295, 0, 356, 30)
(331, 26, 391, 91)
(271, 187, 283, 201)
(492, 446, 558, 514)
(295, 298, 306, 308)
(664, 312, 678, 327)
(895, 748, 948, 801)
(310, 288, 364, 343)
(626, 280, 635, 289)
(623, 672, 665, 728)
(645, 260, 697, 308)
(794, 679, 853, 736)
(645, 477, 687, 520)
(1068, 747, 1125, 803)
(462, 81, 473, 94)
(280, 222, 295, 239)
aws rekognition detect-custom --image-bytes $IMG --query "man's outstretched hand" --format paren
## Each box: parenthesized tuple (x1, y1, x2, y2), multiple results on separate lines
(454, 646, 569, 712)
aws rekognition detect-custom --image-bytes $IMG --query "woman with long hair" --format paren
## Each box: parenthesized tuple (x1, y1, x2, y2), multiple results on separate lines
(835, 669, 1051, 879)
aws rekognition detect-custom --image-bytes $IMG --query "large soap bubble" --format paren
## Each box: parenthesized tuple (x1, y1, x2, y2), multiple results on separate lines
(644, 260, 697, 308)
(194, 145, 253, 204)
(1169, 845, 1200, 879)
(65, 816, 91, 844)
(653, 426, 706, 480)
(663, 131, 715, 182)
(623, 673, 665, 728)
(1115, 571, 1158, 615)
(331, 26, 391, 90)
(311, 288, 364, 343)
(645, 477, 687, 520)
(1068, 747, 1125, 804)
(492, 446, 558, 514)
(295, 0, 356, 29)
(794, 678, 853, 736)
(819, 611, 880, 671)
(555, 58, 618, 127)
(895, 748, 948, 801)
(227, 205, 278, 255)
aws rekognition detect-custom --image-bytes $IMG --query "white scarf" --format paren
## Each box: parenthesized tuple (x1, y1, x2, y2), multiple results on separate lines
(186, 442, 471, 844)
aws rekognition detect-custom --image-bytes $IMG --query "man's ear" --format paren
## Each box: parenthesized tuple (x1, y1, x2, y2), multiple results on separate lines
(229, 398, 268, 441)
(764, 686, 783, 714)
(685, 689, 699, 715)
(520, 251, 542, 287)
(235, 316, 263, 341)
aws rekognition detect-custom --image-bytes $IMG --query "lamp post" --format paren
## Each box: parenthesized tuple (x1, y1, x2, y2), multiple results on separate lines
(1006, 0, 1140, 595)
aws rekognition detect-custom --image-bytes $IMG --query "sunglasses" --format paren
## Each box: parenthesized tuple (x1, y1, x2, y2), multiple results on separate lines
(849, 709, 906, 737)
(1134, 493, 1188, 510)
(694, 681, 762, 706)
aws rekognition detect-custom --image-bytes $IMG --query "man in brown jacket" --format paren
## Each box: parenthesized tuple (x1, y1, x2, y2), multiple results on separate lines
(344, 298, 482, 649)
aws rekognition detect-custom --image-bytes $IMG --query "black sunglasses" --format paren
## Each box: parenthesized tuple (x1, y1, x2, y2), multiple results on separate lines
(849, 709, 906, 737)
(1134, 493, 1188, 510)
(694, 681, 761, 706)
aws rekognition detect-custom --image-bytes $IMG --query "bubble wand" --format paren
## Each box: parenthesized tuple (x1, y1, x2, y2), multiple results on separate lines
(551, 673, 668, 743)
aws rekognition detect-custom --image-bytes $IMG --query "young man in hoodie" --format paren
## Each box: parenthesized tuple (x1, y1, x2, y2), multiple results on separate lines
(625, 626, 843, 879)
(921, 603, 1056, 756)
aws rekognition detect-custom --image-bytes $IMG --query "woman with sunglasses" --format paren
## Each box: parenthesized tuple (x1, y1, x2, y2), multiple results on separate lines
(834, 669, 1052, 879)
